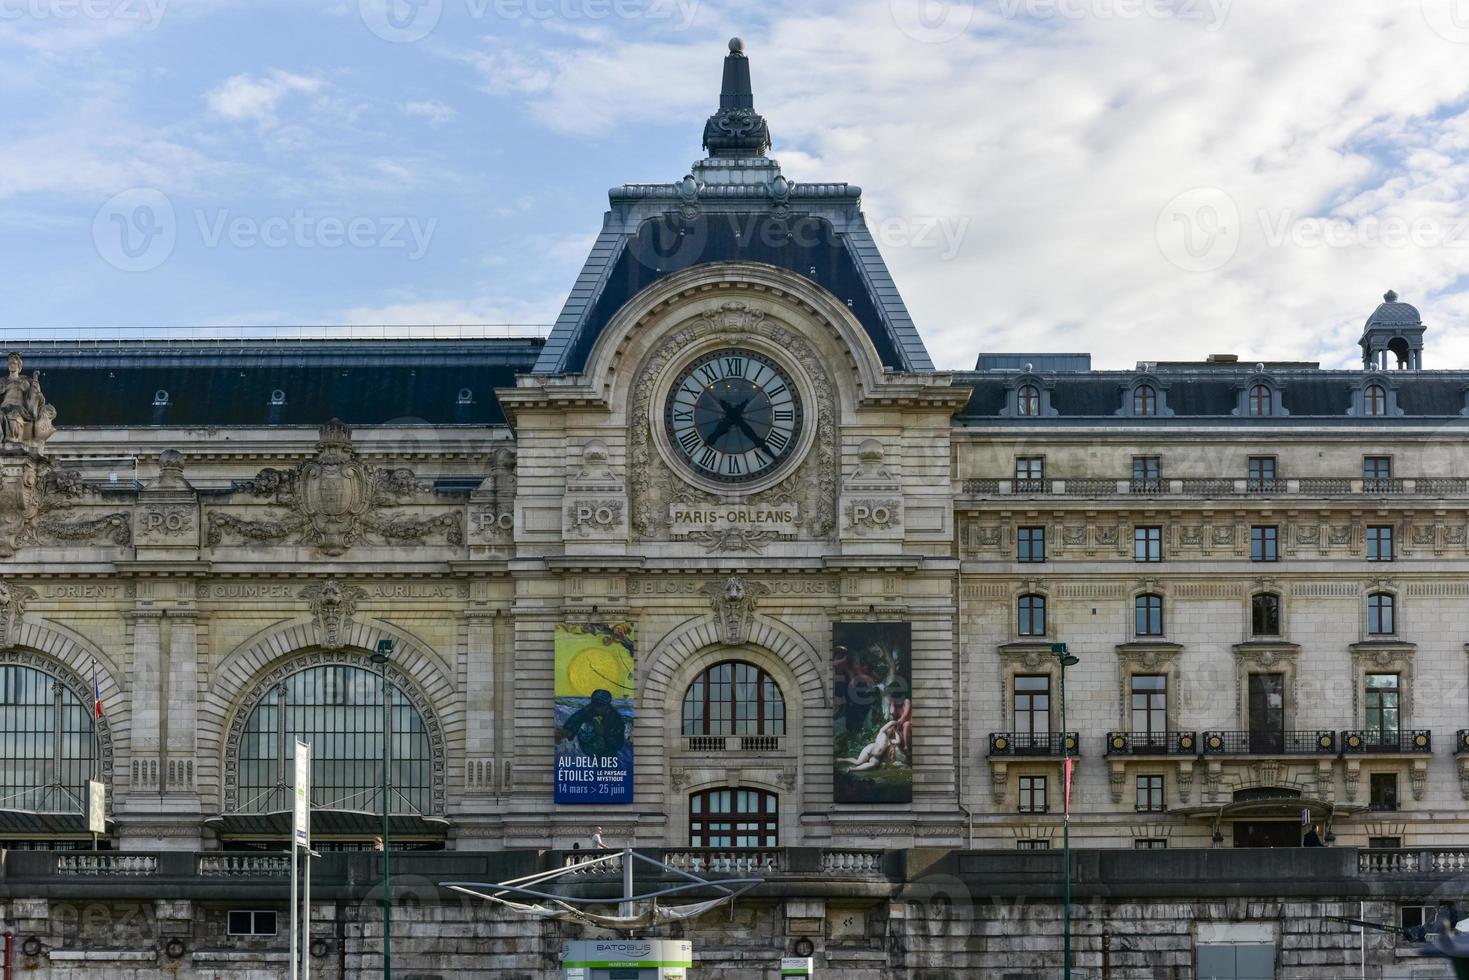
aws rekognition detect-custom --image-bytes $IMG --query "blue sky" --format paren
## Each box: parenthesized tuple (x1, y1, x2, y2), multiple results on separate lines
(4, 0, 1469, 369)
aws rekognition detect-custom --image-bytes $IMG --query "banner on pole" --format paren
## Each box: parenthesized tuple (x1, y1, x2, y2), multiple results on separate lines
(832, 622, 913, 804)
(293, 739, 311, 849)
(1063, 757, 1074, 815)
(554, 624, 635, 804)
(87, 779, 106, 834)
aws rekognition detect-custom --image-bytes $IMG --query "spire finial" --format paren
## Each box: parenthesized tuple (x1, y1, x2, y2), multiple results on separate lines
(1384, 289, 1398, 303)
(702, 37, 771, 158)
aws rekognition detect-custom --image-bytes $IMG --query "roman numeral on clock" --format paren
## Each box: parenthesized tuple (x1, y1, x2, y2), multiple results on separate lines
(678, 430, 701, 454)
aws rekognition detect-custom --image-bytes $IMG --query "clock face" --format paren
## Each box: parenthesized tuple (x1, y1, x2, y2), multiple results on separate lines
(664, 348, 805, 485)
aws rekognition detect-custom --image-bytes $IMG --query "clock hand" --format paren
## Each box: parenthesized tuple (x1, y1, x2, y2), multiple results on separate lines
(732, 416, 774, 457)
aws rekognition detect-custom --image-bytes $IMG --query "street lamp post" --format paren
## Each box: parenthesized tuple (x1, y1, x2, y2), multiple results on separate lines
(371, 638, 395, 980)
(1051, 642, 1080, 980)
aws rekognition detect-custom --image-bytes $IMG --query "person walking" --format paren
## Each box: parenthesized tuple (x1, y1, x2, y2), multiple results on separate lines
(591, 826, 608, 849)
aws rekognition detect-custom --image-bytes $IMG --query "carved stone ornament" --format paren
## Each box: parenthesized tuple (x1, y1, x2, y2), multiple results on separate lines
(0, 458, 130, 558)
(470, 447, 517, 546)
(703, 575, 770, 645)
(843, 498, 901, 533)
(629, 303, 836, 553)
(299, 578, 369, 650)
(0, 578, 36, 647)
(207, 420, 461, 556)
(0, 353, 56, 456)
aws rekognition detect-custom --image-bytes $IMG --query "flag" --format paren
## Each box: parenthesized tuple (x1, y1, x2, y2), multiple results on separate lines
(1063, 756, 1074, 815)
(93, 662, 104, 719)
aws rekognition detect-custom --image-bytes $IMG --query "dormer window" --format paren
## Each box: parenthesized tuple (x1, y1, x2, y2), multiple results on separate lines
(1002, 375, 1057, 418)
(1235, 374, 1287, 418)
(1248, 384, 1272, 417)
(1351, 376, 1401, 418)
(1133, 385, 1157, 417)
(1017, 384, 1040, 417)
(1364, 384, 1386, 416)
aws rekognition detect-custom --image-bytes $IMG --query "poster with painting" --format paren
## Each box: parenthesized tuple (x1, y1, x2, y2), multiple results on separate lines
(832, 622, 912, 804)
(554, 623, 636, 804)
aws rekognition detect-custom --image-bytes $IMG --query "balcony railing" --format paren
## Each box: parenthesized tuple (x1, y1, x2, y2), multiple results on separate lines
(1200, 730, 1337, 755)
(680, 735, 785, 754)
(197, 853, 291, 877)
(961, 476, 1468, 499)
(55, 853, 158, 876)
(989, 732, 1080, 757)
(1358, 849, 1469, 875)
(664, 848, 785, 875)
(1104, 731, 1198, 756)
(1341, 729, 1431, 754)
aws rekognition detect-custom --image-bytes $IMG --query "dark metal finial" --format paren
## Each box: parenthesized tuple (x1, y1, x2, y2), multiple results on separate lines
(702, 37, 770, 158)
(1384, 289, 1398, 303)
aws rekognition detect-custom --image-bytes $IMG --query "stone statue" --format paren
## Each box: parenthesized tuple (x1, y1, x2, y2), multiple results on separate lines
(0, 353, 56, 455)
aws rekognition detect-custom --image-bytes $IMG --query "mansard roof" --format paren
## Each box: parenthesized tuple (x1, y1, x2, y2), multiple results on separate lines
(531, 40, 933, 377)
(17, 338, 542, 427)
(955, 365, 1469, 423)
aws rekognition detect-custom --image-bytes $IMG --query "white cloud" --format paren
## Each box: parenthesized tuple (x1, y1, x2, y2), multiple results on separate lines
(438, 0, 1469, 370)
(401, 100, 458, 126)
(205, 69, 322, 128)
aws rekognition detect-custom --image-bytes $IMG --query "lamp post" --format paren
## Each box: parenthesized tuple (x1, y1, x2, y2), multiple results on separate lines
(371, 638, 395, 980)
(1051, 642, 1079, 980)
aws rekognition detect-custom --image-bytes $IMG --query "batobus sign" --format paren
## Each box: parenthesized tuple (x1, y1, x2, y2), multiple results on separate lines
(554, 623, 636, 804)
(832, 621, 913, 804)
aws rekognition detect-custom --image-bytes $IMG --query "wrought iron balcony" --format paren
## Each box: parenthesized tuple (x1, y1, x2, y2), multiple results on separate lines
(989, 732, 1080, 757)
(1200, 730, 1337, 755)
(1341, 729, 1431, 754)
(1104, 731, 1198, 757)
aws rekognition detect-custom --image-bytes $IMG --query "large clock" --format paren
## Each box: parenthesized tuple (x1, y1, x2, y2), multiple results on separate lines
(663, 347, 805, 485)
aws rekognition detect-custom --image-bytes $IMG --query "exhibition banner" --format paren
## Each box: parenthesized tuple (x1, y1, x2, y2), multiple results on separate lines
(832, 622, 913, 804)
(554, 623, 636, 804)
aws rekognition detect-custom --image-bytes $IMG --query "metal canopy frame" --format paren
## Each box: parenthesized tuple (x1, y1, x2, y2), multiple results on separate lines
(441, 847, 763, 933)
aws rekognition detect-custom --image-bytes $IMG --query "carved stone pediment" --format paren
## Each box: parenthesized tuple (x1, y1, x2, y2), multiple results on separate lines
(0, 458, 130, 558)
(208, 420, 461, 556)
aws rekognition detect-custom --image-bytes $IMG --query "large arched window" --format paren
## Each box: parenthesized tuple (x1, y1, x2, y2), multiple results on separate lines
(1248, 384, 1273, 417)
(689, 787, 778, 847)
(1017, 384, 1041, 417)
(0, 663, 96, 813)
(238, 664, 432, 814)
(682, 662, 785, 737)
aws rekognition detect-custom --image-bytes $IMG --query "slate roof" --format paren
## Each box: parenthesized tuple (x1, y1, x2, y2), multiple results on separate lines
(531, 41, 933, 377)
(17, 339, 542, 428)
(955, 368, 1469, 424)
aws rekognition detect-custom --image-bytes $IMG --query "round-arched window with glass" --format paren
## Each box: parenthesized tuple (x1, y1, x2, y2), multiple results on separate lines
(1248, 383, 1273, 417)
(1364, 383, 1387, 417)
(682, 662, 785, 738)
(237, 664, 433, 815)
(1017, 384, 1041, 417)
(0, 663, 97, 813)
(689, 787, 778, 847)
(1132, 384, 1157, 417)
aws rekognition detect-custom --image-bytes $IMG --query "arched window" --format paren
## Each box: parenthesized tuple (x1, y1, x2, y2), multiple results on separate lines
(682, 662, 785, 737)
(238, 664, 433, 814)
(1367, 592, 1396, 635)
(0, 663, 97, 812)
(689, 787, 778, 847)
(1134, 594, 1164, 636)
(1364, 383, 1387, 417)
(1018, 594, 1047, 636)
(1132, 384, 1157, 417)
(1251, 592, 1281, 636)
(1017, 384, 1041, 417)
(1248, 384, 1273, 417)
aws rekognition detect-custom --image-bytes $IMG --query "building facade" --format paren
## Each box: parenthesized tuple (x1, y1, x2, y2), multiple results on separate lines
(3, 39, 1469, 979)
